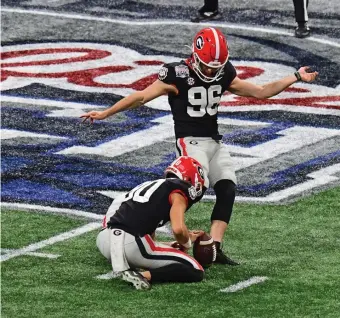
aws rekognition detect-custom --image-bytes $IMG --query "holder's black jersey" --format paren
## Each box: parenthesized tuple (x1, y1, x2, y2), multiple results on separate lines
(158, 60, 237, 138)
(107, 178, 200, 237)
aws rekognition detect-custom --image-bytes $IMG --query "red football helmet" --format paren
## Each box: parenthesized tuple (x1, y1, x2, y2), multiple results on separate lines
(191, 27, 229, 82)
(165, 156, 205, 196)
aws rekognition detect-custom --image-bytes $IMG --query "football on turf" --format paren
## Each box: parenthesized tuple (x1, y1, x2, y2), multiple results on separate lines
(193, 233, 216, 268)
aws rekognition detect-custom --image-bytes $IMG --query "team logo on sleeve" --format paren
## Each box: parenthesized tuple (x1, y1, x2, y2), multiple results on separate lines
(188, 186, 197, 200)
(175, 65, 189, 78)
(158, 66, 168, 80)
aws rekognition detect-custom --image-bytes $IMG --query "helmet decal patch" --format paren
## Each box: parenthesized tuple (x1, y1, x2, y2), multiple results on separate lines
(196, 36, 204, 50)
(198, 166, 205, 180)
(188, 186, 197, 200)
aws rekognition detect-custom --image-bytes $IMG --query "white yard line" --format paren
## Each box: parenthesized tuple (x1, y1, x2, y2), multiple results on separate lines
(0, 95, 105, 109)
(2, 202, 173, 236)
(1, 202, 103, 220)
(220, 276, 268, 293)
(2, 8, 339, 48)
(23, 252, 60, 259)
(0, 222, 101, 262)
(1, 249, 60, 259)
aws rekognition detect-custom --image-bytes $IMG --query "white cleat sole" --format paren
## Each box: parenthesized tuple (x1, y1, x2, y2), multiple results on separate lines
(122, 271, 151, 290)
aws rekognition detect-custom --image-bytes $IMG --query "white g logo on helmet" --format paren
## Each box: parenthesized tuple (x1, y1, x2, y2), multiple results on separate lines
(198, 166, 205, 180)
(196, 36, 204, 50)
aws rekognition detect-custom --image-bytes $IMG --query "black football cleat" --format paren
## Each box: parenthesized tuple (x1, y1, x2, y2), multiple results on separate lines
(191, 10, 221, 23)
(122, 270, 151, 290)
(295, 23, 311, 38)
(214, 249, 240, 265)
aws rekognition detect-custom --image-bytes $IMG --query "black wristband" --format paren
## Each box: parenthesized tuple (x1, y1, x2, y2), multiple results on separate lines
(294, 71, 302, 81)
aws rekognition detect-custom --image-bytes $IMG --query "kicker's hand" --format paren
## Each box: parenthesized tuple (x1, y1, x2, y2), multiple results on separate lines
(80, 111, 107, 123)
(297, 66, 318, 83)
(170, 241, 187, 252)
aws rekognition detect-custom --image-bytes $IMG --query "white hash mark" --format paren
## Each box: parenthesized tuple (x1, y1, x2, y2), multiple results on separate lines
(1, 249, 60, 259)
(220, 276, 268, 293)
(96, 271, 121, 280)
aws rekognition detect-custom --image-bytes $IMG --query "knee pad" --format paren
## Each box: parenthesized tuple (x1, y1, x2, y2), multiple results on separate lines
(211, 179, 236, 224)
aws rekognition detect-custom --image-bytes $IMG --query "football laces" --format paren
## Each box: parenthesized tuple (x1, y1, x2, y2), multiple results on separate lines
(212, 244, 217, 262)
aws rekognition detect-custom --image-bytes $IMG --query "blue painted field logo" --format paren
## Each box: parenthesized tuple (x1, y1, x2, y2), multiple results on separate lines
(1, 42, 340, 213)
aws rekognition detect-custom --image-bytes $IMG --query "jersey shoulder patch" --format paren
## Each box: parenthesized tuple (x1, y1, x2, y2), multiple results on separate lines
(158, 61, 189, 84)
(174, 63, 190, 79)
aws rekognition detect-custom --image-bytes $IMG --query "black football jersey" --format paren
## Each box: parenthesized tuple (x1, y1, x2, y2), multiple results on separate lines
(107, 178, 200, 237)
(158, 60, 237, 138)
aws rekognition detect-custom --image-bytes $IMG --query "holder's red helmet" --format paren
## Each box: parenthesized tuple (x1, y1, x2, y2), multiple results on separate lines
(191, 27, 229, 82)
(165, 156, 205, 196)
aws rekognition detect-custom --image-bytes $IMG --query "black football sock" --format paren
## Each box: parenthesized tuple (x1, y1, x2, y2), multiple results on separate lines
(298, 22, 308, 28)
(215, 241, 222, 251)
(201, 0, 218, 12)
(211, 179, 236, 224)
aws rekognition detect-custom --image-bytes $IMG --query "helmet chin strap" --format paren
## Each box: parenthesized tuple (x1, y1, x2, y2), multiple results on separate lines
(192, 63, 224, 83)
(192, 53, 225, 83)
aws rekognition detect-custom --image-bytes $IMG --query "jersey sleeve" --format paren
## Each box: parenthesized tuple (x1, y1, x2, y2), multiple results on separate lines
(168, 179, 199, 207)
(221, 61, 237, 91)
(225, 61, 237, 81)
(158, 63, 177, 85)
